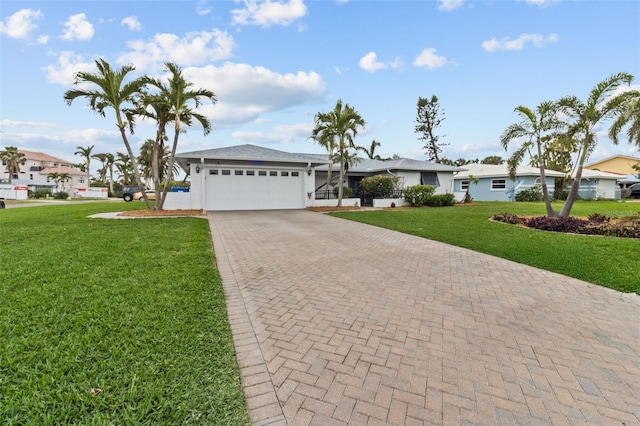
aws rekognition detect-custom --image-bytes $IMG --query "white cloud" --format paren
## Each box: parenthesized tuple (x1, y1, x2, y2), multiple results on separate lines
(44, 51, 96, 85)
(183, 62, 326, 126)
(0, 119, 58, 129)
(37, 34, 49, 44)
(482, 33, 559, 52)
(413, 48, 448, 69)
(197, 0, 212, 16)
(60, 13, 94, 41)
(231, 123, 311, 144)
(121, 16, 141, 32)
(437, 0, 464, 11)
(117, 29, 235, 72)
(0, 8, 42, 39)
(359, 52, 403, 73)
(359, 52, 387, 73)
(522, 0, 560, 8)
(231, 0, 307, 28)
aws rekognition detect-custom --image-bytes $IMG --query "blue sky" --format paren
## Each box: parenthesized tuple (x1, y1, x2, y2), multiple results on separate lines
(1, 0, 639, 169)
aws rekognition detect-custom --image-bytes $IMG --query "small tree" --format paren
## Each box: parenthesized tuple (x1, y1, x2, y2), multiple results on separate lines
(74, 145, 94, 187)
(415, 95, 447, 162)
(0, 146, 26, 184)
(359, 175, 399, 199)
(557, 72, 635, 217)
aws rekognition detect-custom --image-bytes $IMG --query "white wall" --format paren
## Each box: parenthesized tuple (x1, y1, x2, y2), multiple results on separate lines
(0, 184, 28, 200)
(76, 187, 108, 198)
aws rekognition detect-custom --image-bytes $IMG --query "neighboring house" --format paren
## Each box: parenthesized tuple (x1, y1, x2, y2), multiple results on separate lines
(585, 155, 639, 175)
(577, 169, 624, 200)
(0, 150, 87, 194)
(175, 144, 461, 211)
(454, 164, 622, 201)
(453, 164, 565, 202)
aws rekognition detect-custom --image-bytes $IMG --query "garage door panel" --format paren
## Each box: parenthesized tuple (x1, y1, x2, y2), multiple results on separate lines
(205, 168, 304, 211)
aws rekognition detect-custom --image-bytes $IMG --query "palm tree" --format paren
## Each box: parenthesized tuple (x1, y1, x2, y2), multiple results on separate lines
(357, 139, 382, 160)
(0, 146, 26, 184)
(104, 152, 115, 195)
(557, 72, 634, 217)
(115, 152, 134, 185)
(74, 145, 94, 187)
(47, 171, 71, 192)
(310, 131, 337, 198)
(311, 99, 366, 206)
(501, 101, 564, 217)
(609, 90, 640, 148)
(63, 58, 153, 208)
(91, 153, 109, 185)
(141, 62, 216, 209)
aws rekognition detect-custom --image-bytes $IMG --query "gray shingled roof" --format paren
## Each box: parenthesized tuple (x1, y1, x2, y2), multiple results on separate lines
(313, 157, 463, 173)
(177, 144, 462, 173)
(176, 144, 328, 165)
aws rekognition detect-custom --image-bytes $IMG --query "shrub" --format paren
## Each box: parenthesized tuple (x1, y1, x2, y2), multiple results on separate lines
(31, 189, 51, 199)
(403, 185, 435, 206)
(424, 193, 455, 207)
(333, 185, 353, 198)
(553, 189, 569, 201)
(515, 185, 543, 202)
(526, 216, 588, 233)
(359, 175, 398, 199)
(587, 213, 610, 224)
(53, 191, 69, 200)
(492, 212, 528, 225)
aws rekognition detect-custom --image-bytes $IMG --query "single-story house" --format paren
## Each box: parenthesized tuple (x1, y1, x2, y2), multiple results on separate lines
(174, 144, 461, 211)
(454, 164, 622, 201)
(312, 157, 461, 196)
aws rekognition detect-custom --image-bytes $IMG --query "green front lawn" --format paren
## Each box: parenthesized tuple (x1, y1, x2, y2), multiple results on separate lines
(330, 201, 639, 294)
(0, 203, 250, 425)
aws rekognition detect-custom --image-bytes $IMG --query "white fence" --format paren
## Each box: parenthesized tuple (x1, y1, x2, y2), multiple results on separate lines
(76, 187, 109, 198)
(0, 184, 28, 200)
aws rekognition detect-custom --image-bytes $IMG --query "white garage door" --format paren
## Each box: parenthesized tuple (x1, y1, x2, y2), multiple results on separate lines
(204, 167, 305, 211)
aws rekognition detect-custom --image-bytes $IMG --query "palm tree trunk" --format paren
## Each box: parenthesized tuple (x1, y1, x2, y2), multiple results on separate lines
(158, 119, 181, 211)
(559, 139, 590, 217)
(536, 139, 556, 217)
(337, 138, 345, 207)
(117, 115, 153, 209)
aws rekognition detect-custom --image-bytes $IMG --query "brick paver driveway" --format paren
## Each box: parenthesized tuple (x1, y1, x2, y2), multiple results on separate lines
(208, 210, 639, 425)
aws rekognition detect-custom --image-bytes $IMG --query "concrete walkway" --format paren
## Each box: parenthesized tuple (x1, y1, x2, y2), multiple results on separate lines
(207, 210, 639, 426)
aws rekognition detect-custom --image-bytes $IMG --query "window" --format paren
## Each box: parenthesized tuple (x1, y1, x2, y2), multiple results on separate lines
(461, 180, 469, 191)
(235, 170, 243, 176)
(258, 170, 267, 176)
(209, 169, 218, 175)
(420, 172, 440, 187)
(246, 170, 255, 176)
(221, 170, 231, 175)
(78, 177, 85, 184)
(491, 179, 506, 190)
(30, 174, 33, 180)
(281, 171, 289, 177)
(269, 171, 278, 176)
(291, 171, 299, 177)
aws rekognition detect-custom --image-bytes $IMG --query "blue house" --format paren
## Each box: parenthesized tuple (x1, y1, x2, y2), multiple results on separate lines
(454, 164, 622, 201)
(453, 164, 565, 202)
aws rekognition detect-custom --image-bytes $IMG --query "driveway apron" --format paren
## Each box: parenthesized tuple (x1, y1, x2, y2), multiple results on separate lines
(207, 210, 639, 426)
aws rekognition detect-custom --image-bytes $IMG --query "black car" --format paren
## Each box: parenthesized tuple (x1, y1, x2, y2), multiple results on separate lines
(629, 182, 640, 199)
(122, 185, 141, 202)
